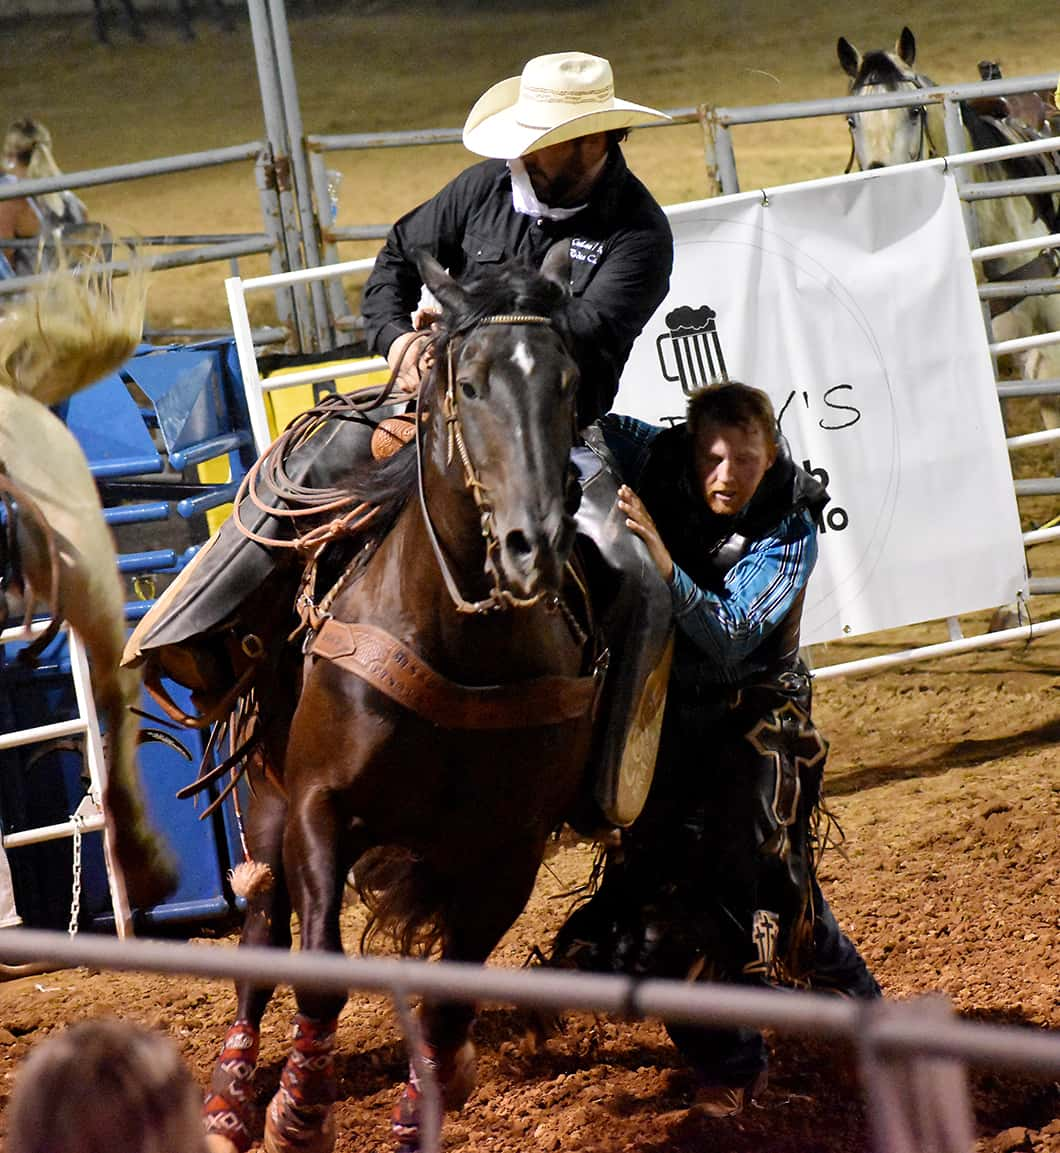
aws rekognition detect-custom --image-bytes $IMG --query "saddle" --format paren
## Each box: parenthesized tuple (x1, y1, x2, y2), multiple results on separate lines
(970, 63, 1060, 135)
(958, 84, 1060, 315)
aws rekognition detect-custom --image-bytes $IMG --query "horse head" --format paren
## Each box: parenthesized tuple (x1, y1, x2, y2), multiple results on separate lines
(416, 244, 580, 605)
(837, 27, 935, 169)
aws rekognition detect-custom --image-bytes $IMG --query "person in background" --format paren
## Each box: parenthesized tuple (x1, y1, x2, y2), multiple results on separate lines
(0, 176, 39, 280)
(6, 1017, 208, 1153)
(551, 381, 881, 1116)
(2, 117, 89, 276)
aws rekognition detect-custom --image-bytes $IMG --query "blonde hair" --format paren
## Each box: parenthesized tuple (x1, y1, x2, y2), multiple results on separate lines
(0, 254, 147, 405)
(5, 117, 66, 217)
(7, 1018, 207, 1153)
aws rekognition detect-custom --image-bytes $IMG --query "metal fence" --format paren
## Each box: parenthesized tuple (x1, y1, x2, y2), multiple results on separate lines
(2, 925, 1059, 1153)
(0, 141, 293, 344)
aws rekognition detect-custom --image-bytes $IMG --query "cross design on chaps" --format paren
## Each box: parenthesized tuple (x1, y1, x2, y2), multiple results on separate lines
(745, 700, 828, 840)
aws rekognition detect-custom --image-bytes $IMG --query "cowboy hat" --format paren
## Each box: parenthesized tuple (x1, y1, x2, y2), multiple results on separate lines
(463, 52, 670, 160)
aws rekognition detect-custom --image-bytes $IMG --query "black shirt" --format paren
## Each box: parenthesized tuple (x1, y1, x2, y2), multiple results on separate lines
(361, 149, 674, 427)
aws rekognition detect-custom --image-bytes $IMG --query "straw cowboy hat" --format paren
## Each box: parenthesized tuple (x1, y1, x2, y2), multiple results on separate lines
(463, 51, 670, 160)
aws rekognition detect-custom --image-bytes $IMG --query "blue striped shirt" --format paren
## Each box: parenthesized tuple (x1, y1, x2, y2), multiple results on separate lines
(600, 414, 818, 685)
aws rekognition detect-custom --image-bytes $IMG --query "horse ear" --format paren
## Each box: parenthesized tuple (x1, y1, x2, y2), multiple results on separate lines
(896, 26, 916, 67)
(414, 249, 466, 314)
(836, 36, 861, 79)
(540, 240, 572, 294)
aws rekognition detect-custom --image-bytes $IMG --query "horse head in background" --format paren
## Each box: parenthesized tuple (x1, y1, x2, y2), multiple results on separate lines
(837, 27, 1060, 453)
(197, 246, 600, 1153)
(0, 260, 177, 910)
(837, 27, 935, 169)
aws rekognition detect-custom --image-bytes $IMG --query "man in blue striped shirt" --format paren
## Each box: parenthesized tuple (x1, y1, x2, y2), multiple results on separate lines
(554, 382, 879, 1115)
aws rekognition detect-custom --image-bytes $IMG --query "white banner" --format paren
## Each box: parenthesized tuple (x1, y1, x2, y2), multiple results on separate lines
(616, 164, 1027, 646)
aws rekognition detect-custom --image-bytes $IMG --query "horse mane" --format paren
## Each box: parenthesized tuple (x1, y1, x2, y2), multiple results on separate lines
(0, 258, 146, 405)
(333, 259, 573, 537)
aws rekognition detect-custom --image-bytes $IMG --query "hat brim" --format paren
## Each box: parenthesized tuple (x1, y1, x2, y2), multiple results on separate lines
(462, 74, 671, 160)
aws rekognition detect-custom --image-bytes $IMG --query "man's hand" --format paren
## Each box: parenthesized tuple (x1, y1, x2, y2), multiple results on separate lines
(386, 330, 434, 396)
(411, 306, 442, 332)
(617, 485, 674, 583)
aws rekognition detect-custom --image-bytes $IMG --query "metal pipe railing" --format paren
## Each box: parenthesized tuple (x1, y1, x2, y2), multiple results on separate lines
(0, 142, 265, 201)
(1, 927, 1059, 1077)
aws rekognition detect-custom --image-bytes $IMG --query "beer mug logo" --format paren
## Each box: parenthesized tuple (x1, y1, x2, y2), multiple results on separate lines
(656, 304, 728, 394)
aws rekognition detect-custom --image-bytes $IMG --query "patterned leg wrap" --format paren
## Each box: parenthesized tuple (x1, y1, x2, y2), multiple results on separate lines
(203, 1021, 261, 1153)
(391, 1041, 476, 1152)
(265, 1014, 339, 1153)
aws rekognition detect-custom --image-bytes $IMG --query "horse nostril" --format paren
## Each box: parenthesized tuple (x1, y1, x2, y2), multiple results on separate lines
(505, 530, 532, 560)
(867, 161, 885, 170)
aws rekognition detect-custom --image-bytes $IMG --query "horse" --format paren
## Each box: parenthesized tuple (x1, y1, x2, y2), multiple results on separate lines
(91, 0, 233, 44)
(836, 27, 1060, 453)
(0, 262, 177, 911)
(197, 247, 600, 1153)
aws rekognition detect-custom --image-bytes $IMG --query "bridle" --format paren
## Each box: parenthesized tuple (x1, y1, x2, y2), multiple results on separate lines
(844, 73, 938, 172)
(416, 313, 573, 616)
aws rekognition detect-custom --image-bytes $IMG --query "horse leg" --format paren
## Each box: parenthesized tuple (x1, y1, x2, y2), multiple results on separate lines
(263, 791, 355, 1153)
(392, 846, 544, 1151)
(1029, 342, 1060, 475)
(96, 664, 179, 908)
(205, 766, 291, 1153)
(213, 0, 235, 33)
(91, 0, 109, 44)
(118, 0, 146, 41)
(177, 0, 196, 40)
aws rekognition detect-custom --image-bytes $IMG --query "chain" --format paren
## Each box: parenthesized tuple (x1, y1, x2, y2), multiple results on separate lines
(67, 815, 84, 938)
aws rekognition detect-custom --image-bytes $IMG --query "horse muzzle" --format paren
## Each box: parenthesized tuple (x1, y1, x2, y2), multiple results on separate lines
(493, 513, 575, 601)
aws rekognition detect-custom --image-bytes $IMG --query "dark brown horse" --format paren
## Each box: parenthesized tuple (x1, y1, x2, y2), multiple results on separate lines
(202, 248, 600, 1153)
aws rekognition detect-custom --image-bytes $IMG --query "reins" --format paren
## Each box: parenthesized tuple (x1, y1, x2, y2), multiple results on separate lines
(416, 313, 560, 616)
(230, 391, 390, 554)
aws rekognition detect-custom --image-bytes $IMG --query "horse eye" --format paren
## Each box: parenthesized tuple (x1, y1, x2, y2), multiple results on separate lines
(909, 106, 923, 120)
(459, 380, 477, 400)
(846, 115, 857, 130)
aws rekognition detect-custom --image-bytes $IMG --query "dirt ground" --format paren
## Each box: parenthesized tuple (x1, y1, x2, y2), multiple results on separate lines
(0, 626, 1058, 1153)
(1, 4, 1059, 1152)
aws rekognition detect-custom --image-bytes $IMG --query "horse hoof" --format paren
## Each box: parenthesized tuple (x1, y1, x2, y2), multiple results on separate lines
(263, 1100, 336, 1153)
(439, 1040, 477, 1111)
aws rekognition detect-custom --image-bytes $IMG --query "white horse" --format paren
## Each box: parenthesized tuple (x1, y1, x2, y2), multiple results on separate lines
(837, 28, 1060, 446)
(0, 262, 177, 910)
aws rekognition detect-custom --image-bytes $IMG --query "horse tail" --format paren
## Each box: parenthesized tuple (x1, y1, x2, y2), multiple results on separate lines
(353, 846, 450, 957)
(0, 255, 147, 406)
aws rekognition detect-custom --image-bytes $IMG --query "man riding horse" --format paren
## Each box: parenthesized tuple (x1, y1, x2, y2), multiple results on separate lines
(126, 50, 677, 830)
